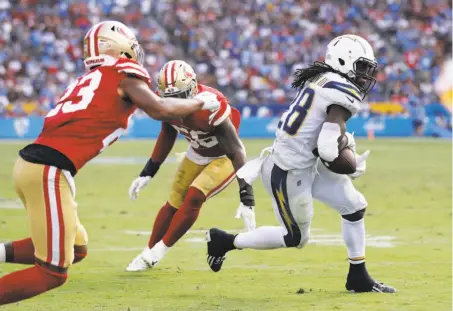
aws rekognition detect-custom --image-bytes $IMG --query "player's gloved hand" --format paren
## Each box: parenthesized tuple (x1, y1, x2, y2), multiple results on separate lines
(128, 158, 161, 201)
(345, 132, 356, 153)
(235, 203, 256, 232)
(349, 150, 370, 179)
(235, 181, 256, 231)
(129, 176, 151, 201)
(194, 92, 221, 112)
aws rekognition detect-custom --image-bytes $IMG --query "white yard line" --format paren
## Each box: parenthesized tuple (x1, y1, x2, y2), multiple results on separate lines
(0, 198, 23, 209)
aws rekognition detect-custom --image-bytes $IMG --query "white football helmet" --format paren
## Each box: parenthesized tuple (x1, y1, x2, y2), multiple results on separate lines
(157, 60, 198, 98)
(325, 34, 377, 96)
(83, 21, 144, 70)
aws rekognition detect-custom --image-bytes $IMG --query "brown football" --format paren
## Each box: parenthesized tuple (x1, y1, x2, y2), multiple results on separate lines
(320, 135, 356, 174)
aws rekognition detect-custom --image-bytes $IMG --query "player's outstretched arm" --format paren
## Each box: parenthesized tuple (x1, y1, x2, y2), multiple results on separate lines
(150, 122, 178, 164)
(141, 122, 178, 177)
(215, 118, 255, 231)
(119, 77, 209, 120)
(128, 122, 178, 201)
(317, 104, 352, 162)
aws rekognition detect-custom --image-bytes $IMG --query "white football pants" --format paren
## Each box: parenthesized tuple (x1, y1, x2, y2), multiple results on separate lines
(261, 155, 367, 248)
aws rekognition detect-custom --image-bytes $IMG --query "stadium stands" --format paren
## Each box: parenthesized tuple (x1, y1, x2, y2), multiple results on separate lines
(0, 0, 451, 120)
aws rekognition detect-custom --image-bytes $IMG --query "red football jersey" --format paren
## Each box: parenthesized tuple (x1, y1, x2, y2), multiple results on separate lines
(35, 57, 151, 172)
(166, 84, 241, 158)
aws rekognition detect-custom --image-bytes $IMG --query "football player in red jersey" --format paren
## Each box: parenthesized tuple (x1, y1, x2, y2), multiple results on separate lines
(125, 60, 255, 271)
(0, 22, 221, 305)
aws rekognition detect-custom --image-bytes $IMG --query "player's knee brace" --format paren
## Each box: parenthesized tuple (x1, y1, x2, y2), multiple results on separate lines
(73, 245, 88, 264)
(342, 208, 366, 222)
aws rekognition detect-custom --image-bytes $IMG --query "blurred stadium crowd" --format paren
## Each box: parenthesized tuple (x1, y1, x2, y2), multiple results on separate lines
(0, 0, 451, 122)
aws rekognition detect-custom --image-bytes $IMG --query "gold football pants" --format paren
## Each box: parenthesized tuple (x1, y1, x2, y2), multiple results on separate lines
(168, 156, 236, 208)
(13, 158, 88, 268)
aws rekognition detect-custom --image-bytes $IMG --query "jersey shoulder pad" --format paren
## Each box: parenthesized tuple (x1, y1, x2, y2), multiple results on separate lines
(197, 85, 231, 126)
(114, 59, 151, 85)
(313, 72, 362, 115)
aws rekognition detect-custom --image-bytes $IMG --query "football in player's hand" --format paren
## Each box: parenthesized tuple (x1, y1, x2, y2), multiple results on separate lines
(319, 135, 356, 174)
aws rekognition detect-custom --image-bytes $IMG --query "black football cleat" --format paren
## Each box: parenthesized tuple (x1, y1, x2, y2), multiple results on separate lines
(346, 263, 396, 293)
(206, 228, 236, 272)
(346, 278, 397, 293)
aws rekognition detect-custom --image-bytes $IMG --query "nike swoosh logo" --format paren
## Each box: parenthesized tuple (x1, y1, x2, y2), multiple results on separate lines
(346, 96, 354, 103)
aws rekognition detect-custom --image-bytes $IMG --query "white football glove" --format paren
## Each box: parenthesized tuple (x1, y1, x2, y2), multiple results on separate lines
(128, 176, 151, 201)
(235, 203, 256, 232)
(349, 150, 371, 180)
(194, 92, 221, 112)
(345, 132, 356, 153)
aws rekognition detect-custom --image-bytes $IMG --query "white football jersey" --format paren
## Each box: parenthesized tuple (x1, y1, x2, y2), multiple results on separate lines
(272, 72, 362, 170)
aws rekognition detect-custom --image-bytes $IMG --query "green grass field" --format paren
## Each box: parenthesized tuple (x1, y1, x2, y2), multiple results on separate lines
(0, 139, 451, 311)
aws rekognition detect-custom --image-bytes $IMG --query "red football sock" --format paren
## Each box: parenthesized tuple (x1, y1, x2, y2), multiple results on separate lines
(6, 238, 88, 265)
(148, 202, 178, 248)
(162, 187, 206, 247)
(5, 238, 35, 264)
(73, 245, 88, 264)
(0, 265, 67, 305)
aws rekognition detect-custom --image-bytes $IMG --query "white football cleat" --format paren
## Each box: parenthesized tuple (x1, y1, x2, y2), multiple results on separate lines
(126, 248, 151, 272)
(125, 241, 169, 272)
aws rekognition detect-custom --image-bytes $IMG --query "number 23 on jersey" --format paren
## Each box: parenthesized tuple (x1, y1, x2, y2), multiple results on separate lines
(279, 87, 315, 135)
(46, 70, 102, 118)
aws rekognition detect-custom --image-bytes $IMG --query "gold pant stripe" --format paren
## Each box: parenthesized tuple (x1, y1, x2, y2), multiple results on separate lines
(168, 156, 235, 208)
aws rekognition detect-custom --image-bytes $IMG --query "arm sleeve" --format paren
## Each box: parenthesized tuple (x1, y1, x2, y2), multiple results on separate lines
(317, 122, 341, 162)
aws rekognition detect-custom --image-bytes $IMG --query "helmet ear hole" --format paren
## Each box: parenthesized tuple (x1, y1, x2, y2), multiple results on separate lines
(338, 58, 345, 66)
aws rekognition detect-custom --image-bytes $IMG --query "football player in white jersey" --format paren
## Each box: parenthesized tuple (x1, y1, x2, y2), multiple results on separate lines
(205, 35, 396, 293)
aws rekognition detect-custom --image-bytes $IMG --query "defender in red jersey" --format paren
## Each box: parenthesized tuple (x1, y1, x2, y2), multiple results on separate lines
(0, 21, 221, 305)
(126, 60, 255, 272)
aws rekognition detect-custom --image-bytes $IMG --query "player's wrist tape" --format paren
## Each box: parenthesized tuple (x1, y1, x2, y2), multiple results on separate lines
(239, 183, 255, 206)
(139, 159, 161, 177)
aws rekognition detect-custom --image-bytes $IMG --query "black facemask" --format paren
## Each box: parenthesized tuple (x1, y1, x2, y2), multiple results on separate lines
(351, 57, 377, 96)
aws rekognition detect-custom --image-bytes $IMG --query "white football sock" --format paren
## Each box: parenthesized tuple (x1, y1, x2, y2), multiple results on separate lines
(234, 226, 286, 249)
(151, 240, 170, 260)
(0, 243, 6, 263)
(154, 240, 170, 253)
(342, 218, 365, 264)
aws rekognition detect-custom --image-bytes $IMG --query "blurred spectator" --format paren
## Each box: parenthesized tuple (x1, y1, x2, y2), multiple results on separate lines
(424, 94, 452, 130)
(404, 91, 426, 136)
